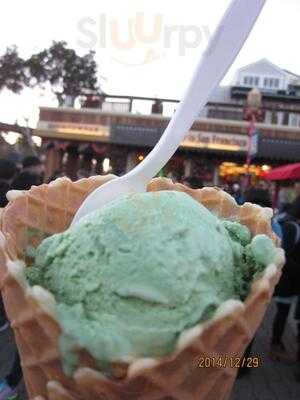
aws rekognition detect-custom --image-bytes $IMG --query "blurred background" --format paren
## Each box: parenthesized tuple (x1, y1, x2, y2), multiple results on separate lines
(1, 1, 300, 399)
(0, 0, 299, 200)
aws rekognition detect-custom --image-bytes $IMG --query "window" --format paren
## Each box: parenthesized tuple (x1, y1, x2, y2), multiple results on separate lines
(265, 111, 272, 124)
(283, 112, 289, 125)
(289, 113, 300, 127)
(264, 77, 280, 89)
(271, 112, 278, 124)
(277, 112, 284, 125)
(243, 75, 259, 87)
(266, 111, 285, 125)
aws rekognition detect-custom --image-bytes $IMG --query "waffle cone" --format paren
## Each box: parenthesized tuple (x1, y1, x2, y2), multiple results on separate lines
(0, 176, 284, 400)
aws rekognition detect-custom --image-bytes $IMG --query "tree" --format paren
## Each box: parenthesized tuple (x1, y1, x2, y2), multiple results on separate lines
(27, 41, 99, 106)
(0, 49, 36, 155)
(0, 46, 27, 93)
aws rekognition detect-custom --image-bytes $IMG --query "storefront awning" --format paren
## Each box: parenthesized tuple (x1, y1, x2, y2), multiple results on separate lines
(265, 163, 300, 180)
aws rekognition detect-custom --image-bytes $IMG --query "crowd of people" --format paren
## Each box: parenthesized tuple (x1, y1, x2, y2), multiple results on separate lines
(0, 156, 44, 208)
(217, 179, 300, 379)
(237, 184, 300, 379)
(1, 157, 300, 397)
(182, 176, 300, 379)
(0, 156, 45, 399)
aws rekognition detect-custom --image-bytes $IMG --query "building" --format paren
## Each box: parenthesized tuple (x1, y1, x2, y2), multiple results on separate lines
(34, 59, 300, 185)
(206, 59, 300, 127)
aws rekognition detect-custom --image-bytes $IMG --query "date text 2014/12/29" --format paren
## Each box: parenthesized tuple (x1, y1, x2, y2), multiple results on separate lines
(193, 356, 261, 369)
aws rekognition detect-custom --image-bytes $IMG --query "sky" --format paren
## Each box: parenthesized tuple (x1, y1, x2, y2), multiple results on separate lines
(1, 0, 300, 130)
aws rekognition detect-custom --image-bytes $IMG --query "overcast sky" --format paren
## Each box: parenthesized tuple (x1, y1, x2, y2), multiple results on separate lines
(1, 0, 299, 128)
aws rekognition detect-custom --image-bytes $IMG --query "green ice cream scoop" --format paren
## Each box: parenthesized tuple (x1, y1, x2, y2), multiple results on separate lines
(26, 191, 277, 375)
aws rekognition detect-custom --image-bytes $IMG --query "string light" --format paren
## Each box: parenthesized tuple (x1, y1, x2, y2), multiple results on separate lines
(219, 162, 269, 177)
(102, 158, 111, 173)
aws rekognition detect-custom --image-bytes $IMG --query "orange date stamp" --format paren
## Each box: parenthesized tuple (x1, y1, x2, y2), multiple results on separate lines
(192, 356, 262, 369)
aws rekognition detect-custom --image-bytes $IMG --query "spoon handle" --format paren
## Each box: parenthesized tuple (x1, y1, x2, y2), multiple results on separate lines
(128, 0, 266, 183)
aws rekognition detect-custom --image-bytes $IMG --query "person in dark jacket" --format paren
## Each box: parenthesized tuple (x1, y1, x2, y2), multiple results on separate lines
(0, 159, 17, 208)
(238, 187, 280, 378)
(270, 196, 300, 364)
(0, 159, 17, 333)
(0, 158, 44, 398)
(0, 160, 23, 398)
(11, 156, 43, 191)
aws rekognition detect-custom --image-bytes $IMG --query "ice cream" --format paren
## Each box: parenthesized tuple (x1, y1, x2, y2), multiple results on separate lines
(25, 190, 277, 375)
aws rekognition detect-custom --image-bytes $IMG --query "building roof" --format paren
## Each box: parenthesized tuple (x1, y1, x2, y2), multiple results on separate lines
(283, 69, 300, 79)
(235, 58, 290, 77)
(232, 58, 300, 88)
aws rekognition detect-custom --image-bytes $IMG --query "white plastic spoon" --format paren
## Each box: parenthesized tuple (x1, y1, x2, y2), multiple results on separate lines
(72, 0, 266, 226)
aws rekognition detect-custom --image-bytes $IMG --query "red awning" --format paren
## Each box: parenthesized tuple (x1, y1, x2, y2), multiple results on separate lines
(265, 163, 300, 181)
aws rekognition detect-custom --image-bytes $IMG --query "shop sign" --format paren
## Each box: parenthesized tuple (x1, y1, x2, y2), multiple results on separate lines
(110, 124, 164, 147)
(259, 137, 300, 162)
(38, 120, 250, 154)
(182, 131, 248, 152)
(37, 121, 109, 139)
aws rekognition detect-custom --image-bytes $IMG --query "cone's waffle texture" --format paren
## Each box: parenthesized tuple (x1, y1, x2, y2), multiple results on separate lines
(0, 176, 284, 400)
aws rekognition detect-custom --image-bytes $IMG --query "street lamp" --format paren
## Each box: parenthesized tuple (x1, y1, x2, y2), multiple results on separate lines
(244, 88, 264, 186)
